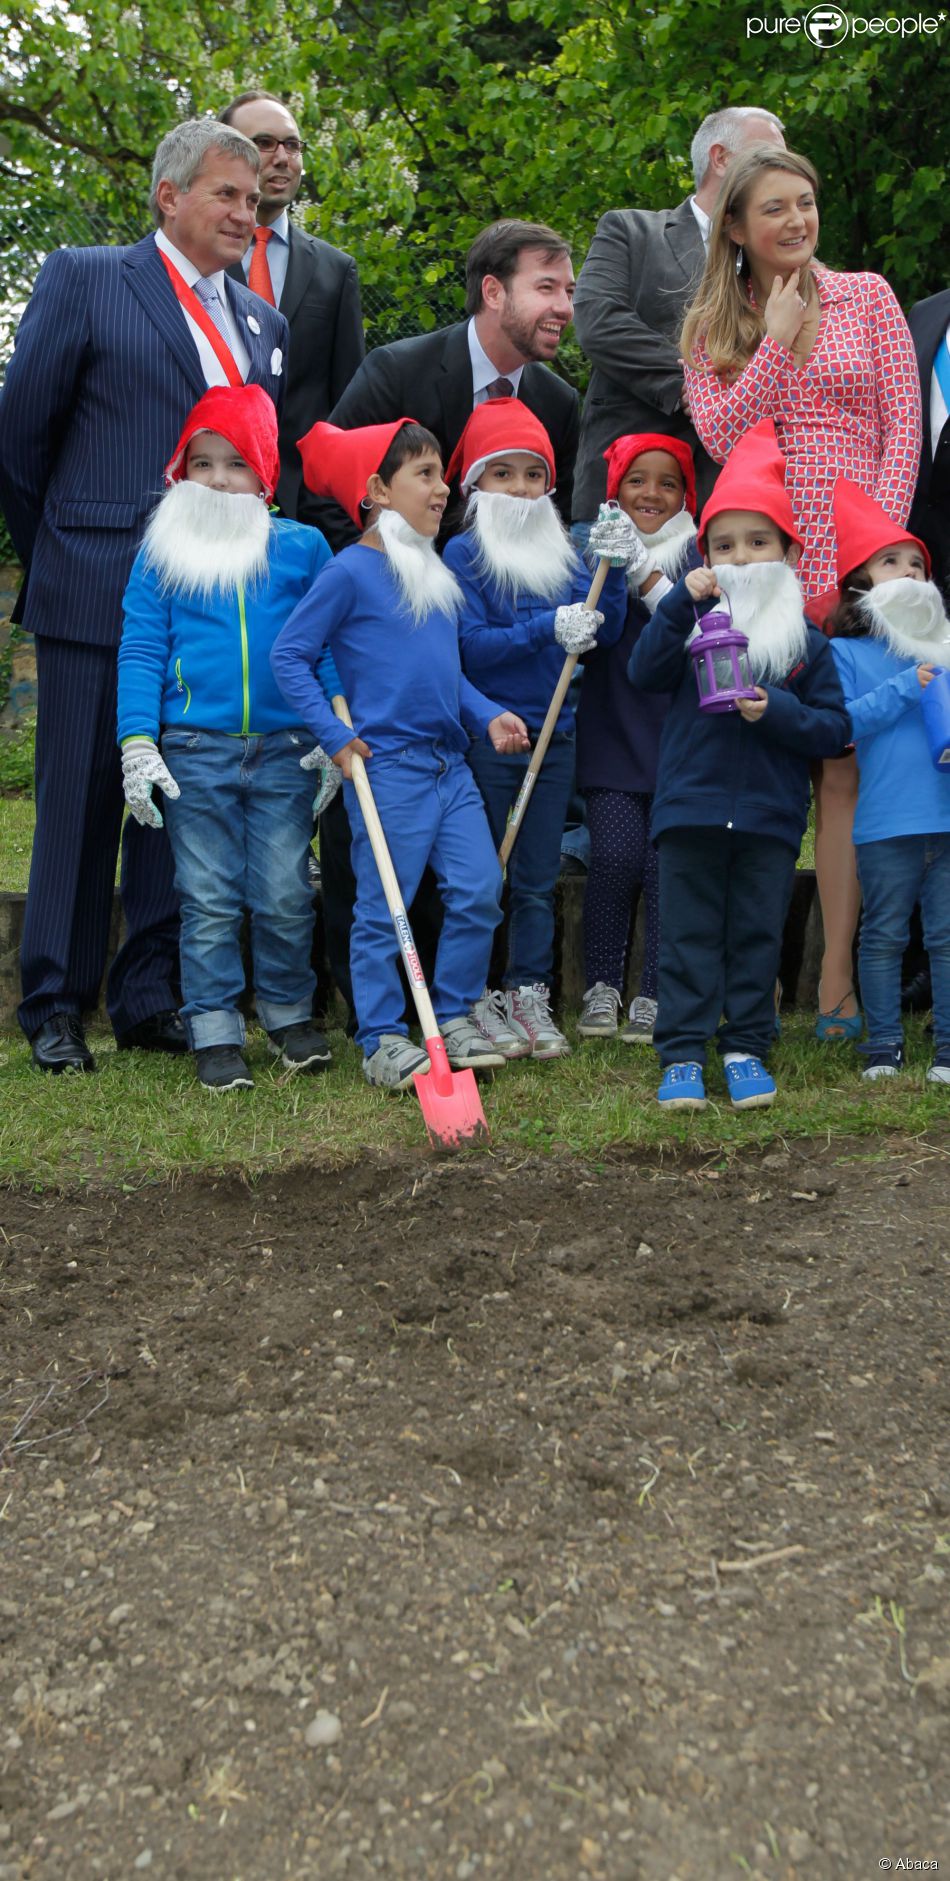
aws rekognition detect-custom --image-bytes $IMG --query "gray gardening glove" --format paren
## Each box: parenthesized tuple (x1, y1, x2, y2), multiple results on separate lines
(587, 500, 650, 578)
(300, 744, 342, 816)
(121, 737, 180, 829)
(554, 602, 602, 656)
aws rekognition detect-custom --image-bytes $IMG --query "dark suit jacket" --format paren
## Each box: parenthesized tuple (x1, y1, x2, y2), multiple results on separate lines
(908, 289, 950, 600)
(0, 235, 288, 646)
(229, 223, 364, 517)
(303, 318, 580, 550)
(572, 198, 717, 521)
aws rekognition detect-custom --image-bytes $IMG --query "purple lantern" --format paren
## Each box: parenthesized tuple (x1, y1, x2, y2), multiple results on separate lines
(690, 596, 758, 715)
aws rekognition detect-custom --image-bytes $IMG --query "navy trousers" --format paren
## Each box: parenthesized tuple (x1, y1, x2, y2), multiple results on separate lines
(19, 636, 180, 1040)
(654, 826, 796, 1067)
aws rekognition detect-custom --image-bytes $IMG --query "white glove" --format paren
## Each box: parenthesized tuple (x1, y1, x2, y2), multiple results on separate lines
(300, 744, 342, 815)
(121, 737, 180, 829)
(587, 501, 650, 578)
(554, 603, 602, 656)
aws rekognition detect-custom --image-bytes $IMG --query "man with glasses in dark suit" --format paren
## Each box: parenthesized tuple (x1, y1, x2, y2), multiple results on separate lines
(220, 91, 365, 519)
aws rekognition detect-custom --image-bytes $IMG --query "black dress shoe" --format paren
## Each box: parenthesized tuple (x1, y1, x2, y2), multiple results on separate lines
(116, 1010, 188, 1054)
(901, 966, 932, 1014)
(31, 1013, 95, 1074)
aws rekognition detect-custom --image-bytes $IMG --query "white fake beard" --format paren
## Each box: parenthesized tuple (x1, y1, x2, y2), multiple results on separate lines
(142, 480, 271, 599)
(630, 507, 696, 587)
(465, 489, 578, 602)
(856, 578, 950, 666)
(711, 560, 810, 683)
(376, 507, 462, 623)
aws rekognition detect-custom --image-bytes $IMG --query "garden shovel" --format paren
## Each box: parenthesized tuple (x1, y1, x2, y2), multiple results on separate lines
(498, 556, 610, 867)
(332, 695, 489, 1149)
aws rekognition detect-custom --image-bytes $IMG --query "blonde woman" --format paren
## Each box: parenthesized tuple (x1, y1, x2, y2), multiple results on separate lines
(681, 147, 921, 1038)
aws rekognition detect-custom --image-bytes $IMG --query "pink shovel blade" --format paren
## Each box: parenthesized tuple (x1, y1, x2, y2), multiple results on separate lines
(412, 1037, 490, 1149)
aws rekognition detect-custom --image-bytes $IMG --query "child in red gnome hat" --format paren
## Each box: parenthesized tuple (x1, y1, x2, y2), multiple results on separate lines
(628, 419, 852, 1112)
(828, 477, 950, 1084)
(118, 385, 341, 1092)
(271, 418, 531, 1093)
(577, 432, 701, 1047)
(440, 399, 629, 1061)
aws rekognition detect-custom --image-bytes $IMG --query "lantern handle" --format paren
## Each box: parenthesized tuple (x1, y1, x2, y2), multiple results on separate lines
(693, 589, 732, 628)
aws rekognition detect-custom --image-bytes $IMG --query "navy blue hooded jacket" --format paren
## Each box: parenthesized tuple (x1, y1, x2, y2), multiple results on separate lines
(627, 575, 852, 849)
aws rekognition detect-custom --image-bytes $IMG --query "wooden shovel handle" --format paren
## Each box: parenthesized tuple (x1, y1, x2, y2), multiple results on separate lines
(498, 557, 610, 869)
(332, 695, 440, 1042)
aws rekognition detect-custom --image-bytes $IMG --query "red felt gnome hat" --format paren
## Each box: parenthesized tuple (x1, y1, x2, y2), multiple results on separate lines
(165, 385, 280, 501)
(297, 418, 419, 527)
(833, 477, 930, 591)
(445, 399, 556, 495)
(698, 418, 802, 555)
(603, 433, 697, 517)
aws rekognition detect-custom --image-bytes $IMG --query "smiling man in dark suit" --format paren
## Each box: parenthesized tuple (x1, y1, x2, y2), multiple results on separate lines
(0, 118, 287, 1071)
(317, 219, 580, 546)
(909, 288, 950, 602)
(571, 105, 785, 522)
(220, 91, 365, 518)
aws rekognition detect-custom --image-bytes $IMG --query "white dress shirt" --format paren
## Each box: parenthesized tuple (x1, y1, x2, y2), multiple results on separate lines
(930, 319, 950, 459)
(154, 229, 250, 385)
(468, 317, 524, 406)
(689, 198, 711, 248)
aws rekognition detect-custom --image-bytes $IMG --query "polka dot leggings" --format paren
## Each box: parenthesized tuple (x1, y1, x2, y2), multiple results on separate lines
(582, 788, 660, 1000)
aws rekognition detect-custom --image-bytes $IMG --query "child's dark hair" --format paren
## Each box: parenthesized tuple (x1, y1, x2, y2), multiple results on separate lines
(827, 568, 873, 639)
(376, 422, 442, 485)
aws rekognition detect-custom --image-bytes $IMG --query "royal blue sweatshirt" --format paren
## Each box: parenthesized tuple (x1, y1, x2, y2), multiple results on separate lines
(627, 575, 852, 848)
(270, 543, 504, 759)
(443, 531, 627, 736)
(118, 516, 337, 743)
(831, 635, 950, 843)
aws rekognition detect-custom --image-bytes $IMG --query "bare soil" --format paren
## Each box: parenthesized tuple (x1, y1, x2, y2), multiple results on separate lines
(1, 1136, 949, 1880)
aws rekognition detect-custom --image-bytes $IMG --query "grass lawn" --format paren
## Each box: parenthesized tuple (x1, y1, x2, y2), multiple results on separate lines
(0, 1014, 944, 1189)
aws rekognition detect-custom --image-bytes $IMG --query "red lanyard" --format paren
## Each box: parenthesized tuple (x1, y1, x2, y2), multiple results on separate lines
(158, 251, 243, 387)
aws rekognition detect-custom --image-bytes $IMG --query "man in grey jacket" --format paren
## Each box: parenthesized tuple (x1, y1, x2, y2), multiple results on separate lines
(571, 106, 785, 522)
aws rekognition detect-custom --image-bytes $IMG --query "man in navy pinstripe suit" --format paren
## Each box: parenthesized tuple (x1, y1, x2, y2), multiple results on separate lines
(0, 118, 288, 1070)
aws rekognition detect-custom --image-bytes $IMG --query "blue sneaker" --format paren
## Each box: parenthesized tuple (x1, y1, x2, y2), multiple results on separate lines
(657, 1062, 706, 1110)
(724, 1056, 776, 1109)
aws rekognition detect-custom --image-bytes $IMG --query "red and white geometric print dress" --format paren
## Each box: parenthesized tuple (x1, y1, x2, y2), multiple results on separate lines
(683, 265, 921, 602)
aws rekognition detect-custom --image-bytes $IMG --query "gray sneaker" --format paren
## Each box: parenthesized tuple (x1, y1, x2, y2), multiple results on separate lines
(505, 984, 571, 1059)
(577, 981, 622, 1037)
(471, 989, 532, 1059)
(441, 1015, 506, 1071)
(620, 996, 658, 1045)
(363, 1033, 431, 1092)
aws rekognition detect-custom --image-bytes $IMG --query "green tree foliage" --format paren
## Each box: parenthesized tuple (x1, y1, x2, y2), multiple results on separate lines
(2, 0, 947, 341)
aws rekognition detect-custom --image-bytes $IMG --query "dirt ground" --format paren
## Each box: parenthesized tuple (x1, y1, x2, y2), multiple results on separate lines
(1, 1135, 949, 1881)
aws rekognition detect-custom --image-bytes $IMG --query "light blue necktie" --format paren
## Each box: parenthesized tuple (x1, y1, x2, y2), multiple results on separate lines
(192, 276, 234, 350)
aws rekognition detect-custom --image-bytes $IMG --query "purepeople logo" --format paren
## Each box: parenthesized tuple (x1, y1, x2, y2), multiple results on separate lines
(747, 5, 945, 41)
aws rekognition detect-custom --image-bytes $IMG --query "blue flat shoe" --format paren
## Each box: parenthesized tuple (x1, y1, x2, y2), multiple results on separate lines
(657, 1062, 706, 1110)
(815, 989, 863, 1042)
(724, 1057, 776, 1109)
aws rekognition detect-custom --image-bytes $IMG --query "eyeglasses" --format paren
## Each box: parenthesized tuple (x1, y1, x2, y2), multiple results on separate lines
(251, 134, 305, 157)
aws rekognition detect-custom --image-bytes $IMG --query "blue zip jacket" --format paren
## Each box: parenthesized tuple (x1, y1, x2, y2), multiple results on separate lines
(627, 575, 852, 848)
(443, 531, 628, 736)
(831, 635, 950, 843)
(118, 516, 338, 743)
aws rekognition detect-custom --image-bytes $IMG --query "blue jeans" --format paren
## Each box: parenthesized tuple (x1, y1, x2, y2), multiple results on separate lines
(467, 731, 575, 988)
(856, 834, 950, 1054)
(161, 727, 317, 1050)
(344, 744, 501, 1055)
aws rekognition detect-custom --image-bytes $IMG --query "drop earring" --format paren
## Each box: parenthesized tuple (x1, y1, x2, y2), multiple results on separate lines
(734, 244, 745, 277)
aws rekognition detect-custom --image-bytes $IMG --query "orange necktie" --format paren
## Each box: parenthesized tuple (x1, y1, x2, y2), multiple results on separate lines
(247, 226, 275, 306)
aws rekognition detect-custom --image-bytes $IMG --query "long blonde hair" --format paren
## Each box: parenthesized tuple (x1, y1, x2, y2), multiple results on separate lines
(680, 146, 820, 376)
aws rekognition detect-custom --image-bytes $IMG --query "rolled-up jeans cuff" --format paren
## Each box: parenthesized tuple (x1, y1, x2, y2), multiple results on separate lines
(255, 996, 314, 1035)
(186, 1009, 247, 1051)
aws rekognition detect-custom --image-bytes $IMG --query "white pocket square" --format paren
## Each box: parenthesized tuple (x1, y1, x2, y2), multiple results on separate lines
(270, 347, 283, 377)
